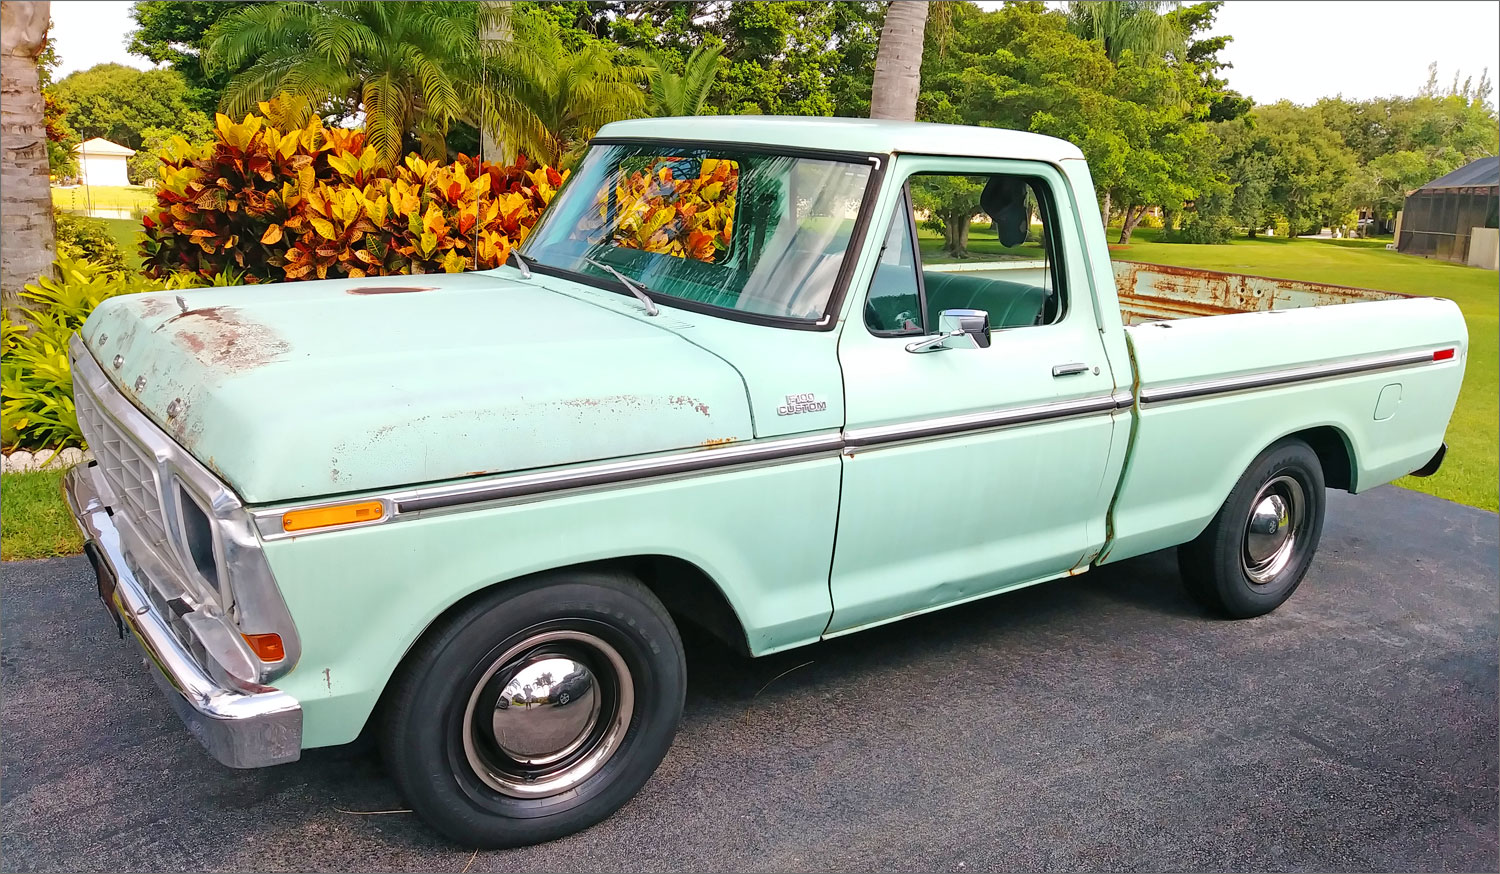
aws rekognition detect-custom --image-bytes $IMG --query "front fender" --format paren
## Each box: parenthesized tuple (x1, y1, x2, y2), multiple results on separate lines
(262, 457, 841, 748)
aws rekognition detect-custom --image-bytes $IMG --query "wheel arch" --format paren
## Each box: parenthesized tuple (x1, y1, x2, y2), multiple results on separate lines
(356, 553, 751, 742)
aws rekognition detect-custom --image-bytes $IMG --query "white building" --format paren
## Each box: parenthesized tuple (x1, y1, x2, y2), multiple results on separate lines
(73, 137, 136, 187)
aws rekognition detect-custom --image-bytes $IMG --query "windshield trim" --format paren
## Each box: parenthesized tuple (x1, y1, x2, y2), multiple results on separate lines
(518, 137, 888, 333)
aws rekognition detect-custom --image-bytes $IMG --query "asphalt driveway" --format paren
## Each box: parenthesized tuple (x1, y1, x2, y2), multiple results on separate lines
(2, 486, 1495, 872)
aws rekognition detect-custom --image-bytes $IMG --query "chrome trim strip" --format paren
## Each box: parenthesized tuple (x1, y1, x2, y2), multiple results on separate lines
(260, 393, 1130, 532)
(1138, 348, 1445, 405)
(393, 432, 846, 515)
(64, 463, 302, 768)
(844, 393, 1123, 448)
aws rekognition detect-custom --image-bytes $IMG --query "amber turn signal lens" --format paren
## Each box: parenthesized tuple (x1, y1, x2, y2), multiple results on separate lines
(281, 501, 384, 532)
(242, 632, 285, 661)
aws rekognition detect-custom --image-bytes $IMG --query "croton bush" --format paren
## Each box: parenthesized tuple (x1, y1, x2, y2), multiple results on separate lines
(141, 106, 568, 283)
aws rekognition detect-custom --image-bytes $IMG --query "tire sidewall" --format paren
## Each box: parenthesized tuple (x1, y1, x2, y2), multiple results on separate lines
(1208, 440, 1327, 617)
(387, 574, 685, 847)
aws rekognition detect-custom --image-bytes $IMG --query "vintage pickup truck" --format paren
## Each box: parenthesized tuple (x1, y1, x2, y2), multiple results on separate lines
(64, 117, 1466, 847)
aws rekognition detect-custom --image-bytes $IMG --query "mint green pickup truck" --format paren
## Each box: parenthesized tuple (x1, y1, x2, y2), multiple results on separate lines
(65, 117, 1466, 847)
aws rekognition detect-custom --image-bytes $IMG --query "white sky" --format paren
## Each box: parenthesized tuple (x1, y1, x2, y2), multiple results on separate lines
(49, 0, 1500, 107)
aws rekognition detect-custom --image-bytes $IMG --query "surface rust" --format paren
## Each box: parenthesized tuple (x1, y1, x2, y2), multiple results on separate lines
(346, 285, 437, 295)
(558, 395, 712, 417)
(153, 305, 290, 372)
(700, 437, 738, 447)
(1113, 260, 1405, 324)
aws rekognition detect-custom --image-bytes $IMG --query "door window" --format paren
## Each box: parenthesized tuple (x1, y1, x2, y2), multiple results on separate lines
(863, 173, 1066, 335)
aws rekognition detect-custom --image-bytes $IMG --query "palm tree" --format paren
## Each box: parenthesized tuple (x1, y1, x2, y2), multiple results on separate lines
(474, 12, 646, 167)
(1, 0, 55, 318)
(643, 44, 723, 118)
(869, 0, 929, 121)
(1066, 1, 1187, 64)
(203, 1, 483, 167)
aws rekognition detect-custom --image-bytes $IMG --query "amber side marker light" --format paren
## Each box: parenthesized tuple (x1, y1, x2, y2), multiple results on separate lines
(242, 632, 285, 661)
(1433, 348, 1456, 361)
(281, 501, 384, 532)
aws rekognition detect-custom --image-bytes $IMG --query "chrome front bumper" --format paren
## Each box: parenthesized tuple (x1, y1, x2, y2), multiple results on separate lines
(64, 462, 302, 768)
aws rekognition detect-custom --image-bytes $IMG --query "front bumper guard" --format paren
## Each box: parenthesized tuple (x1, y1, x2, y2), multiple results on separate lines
(63, 462, 302, 768)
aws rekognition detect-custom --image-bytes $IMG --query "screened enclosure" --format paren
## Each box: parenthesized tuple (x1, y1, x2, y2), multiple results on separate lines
(1397, 157, 1500, 264)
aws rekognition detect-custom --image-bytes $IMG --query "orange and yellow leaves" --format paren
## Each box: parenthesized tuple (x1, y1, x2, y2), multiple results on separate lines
(141, 108, 563, 284)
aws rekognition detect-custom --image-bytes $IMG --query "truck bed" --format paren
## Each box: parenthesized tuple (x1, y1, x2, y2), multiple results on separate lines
(1112, 260, 1409, 324)
(926, 259, 1410, 324)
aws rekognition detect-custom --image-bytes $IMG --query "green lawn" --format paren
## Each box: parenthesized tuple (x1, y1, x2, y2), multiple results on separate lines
(98, 217, 147, 269)
(1, 469, 83, 561)
(51, 184, 154, 213)
(923, 224, 1496, 511)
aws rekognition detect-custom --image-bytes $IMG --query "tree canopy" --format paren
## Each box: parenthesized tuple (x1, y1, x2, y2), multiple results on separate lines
(49, 63, 199, 151)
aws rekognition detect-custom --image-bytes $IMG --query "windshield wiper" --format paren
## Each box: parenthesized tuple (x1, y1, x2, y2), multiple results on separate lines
(584, 257, 658, 316)
(508, 249, 533, 279)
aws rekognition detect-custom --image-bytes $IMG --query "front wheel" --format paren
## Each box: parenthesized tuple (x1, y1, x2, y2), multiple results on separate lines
(1178, 438, 1327, 618)
(380, 570, 685, 848)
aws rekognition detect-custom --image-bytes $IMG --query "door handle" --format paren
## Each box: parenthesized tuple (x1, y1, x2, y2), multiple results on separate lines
(1052, 362, 1090, 377)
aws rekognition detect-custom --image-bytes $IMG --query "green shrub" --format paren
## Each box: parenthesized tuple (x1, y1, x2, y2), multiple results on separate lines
(54, 212, 127, 273)
(1169, 216, 1234, 245)
(1, 256, 158, 449)
(0, 256, 226, 451)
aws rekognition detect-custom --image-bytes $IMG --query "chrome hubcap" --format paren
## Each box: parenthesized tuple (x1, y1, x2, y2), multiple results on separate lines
(462, 629, 633, 798)
(1243, 475, 1306, 584)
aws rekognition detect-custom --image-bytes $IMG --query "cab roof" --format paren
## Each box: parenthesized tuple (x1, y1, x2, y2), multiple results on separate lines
(594, 116, 1085, 164)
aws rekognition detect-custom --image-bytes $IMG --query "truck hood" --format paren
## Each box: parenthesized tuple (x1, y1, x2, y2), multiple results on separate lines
(81, 273, 753, 503)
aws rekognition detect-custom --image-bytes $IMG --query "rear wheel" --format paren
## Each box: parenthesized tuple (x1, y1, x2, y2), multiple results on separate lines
(1178, 438, 1327, 618)
(380, 570, 685, 848)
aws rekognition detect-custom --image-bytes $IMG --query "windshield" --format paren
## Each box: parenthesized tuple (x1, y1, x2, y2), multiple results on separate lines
(518, 143, 875, 323)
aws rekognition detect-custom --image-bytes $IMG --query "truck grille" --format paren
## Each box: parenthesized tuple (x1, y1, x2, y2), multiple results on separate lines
(75, 377, 169, 545)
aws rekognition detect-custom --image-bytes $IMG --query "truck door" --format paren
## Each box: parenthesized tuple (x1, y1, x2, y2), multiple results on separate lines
(827, 157, 1124, 635)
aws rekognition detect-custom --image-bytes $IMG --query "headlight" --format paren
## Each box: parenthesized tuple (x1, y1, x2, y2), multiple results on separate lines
(175, 479, 220, 590)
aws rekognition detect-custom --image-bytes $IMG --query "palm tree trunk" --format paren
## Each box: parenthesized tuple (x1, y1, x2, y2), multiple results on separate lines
(869, 1, 928, 121)
(479, 0, 512, 165)
(1, 0, 54, 319)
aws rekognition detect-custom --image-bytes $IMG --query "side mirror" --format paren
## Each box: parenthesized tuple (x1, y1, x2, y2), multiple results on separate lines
(905, 308, 992, 353)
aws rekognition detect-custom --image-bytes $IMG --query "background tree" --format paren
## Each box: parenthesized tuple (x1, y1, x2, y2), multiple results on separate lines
(643, 43, 724, 117)
(870, 0, 928, 120)
(1250, 101, 1359, 236)
(203, 0, 482, 166)
(36, 27, 75, 177)
(475, 10, 646, 167)
(1169, 1, 1249, 122)
(576, 1, 883, 118)
(49, 63, 197, 150)
(1066, 0, 1186, 64)
(127, 1, 251, 114)
(909, 174, 986, 257)
(126, 111, 212, 185)
(1, 0, 55, 317)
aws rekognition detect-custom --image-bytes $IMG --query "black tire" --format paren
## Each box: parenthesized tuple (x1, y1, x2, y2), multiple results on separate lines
(380, 570, 685, 848)
(1177, 437, 1326, 619)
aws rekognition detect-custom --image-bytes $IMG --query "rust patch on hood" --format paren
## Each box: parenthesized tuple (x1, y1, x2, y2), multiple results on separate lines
(133, 296, 173, 318)
(347, 285, 437, 295)
(154, 303, 290, 371)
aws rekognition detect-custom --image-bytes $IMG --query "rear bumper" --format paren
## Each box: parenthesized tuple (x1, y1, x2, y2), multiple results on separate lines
(63, 462, 302, 768)
(1411, 442, 1447, 478)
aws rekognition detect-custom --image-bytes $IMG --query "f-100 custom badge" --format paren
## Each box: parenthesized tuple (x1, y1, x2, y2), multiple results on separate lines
(777, 392, 827, 416)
